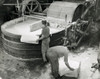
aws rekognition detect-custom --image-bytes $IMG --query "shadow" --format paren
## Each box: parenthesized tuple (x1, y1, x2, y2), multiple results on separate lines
(24, 59, 46, 71)
(23, 59, 49, 78)
(61, 76, 77, 79)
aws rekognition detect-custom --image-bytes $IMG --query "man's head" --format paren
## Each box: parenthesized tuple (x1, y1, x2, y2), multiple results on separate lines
(46, 22, 50, 26)
(42, 20, 47, 25)
(41, 20, 48, 28)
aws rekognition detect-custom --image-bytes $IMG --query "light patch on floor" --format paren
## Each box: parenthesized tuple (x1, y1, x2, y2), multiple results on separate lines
(68, 47, 100, 79)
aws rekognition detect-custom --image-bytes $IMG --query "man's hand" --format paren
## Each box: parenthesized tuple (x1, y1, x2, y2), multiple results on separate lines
(36, 34, 40, 36)
(36, 34, 41, 37)
(36, 39, 39, 42)
(65, 62, 75, 71)
(70, 68, 75, 71)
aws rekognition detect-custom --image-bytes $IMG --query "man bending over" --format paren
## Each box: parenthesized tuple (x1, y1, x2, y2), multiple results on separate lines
(47, 46, 74, 79)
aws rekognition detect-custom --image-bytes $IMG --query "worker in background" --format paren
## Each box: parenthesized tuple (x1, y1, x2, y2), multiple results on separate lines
(64, 19, 81, 46)
(47, 46, 74, 79)
(37, 20, 50, 62)
(64, 18, 88, 47)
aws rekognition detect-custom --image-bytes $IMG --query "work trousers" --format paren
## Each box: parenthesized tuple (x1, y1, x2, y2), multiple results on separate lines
(42, 37, 50, 62)
(47, 53, 60, 79)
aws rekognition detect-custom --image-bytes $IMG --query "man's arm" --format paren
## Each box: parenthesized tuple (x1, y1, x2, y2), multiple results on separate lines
(37, 35, 45, 41)
(64, 53, 74, 71)
(37, 27, 49, 41)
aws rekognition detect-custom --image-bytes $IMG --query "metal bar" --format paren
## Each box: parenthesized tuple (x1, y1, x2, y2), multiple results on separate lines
(3, 4, 18, 5)
(3, 3, 51, 6)
(76, 21, 90, 46)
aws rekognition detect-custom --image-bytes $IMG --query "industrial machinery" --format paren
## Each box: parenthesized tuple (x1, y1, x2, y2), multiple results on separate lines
(1, 0, 100, 59)
(1, 1, 88, 59)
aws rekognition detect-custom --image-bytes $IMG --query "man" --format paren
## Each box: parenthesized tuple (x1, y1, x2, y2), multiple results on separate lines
(37, 20, 50, 62)
(47, 46, 74, 79)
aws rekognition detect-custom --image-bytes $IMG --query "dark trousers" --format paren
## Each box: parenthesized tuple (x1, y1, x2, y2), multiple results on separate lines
(47, 53, 60, 79)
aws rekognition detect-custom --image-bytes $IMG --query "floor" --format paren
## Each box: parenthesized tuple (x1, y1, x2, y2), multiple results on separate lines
(69, 47, 100, 79)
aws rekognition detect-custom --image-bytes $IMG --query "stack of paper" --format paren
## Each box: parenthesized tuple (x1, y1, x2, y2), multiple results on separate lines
(20, 34, 39, 44)
(59, 57, 80, 78)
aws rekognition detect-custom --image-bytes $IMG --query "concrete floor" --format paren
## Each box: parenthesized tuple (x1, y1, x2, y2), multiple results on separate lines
(0, 28, 100, 79)
(69, 47, 100, 79)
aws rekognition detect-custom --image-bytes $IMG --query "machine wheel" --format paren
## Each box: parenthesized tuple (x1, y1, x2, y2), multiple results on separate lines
(21, 0, 42, 15)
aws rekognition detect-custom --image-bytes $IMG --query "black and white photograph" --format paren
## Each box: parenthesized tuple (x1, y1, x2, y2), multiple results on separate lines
(0, 0, 100, 79)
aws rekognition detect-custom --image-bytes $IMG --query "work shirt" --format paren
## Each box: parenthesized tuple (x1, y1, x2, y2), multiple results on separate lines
(47, 46, 69, 64)
(42, 26, 50, 40)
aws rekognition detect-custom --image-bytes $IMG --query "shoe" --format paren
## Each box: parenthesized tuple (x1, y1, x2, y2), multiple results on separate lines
(44, 61, 49, 65)
(55, 77, 61, 79)
(55, 75, 62, 79)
